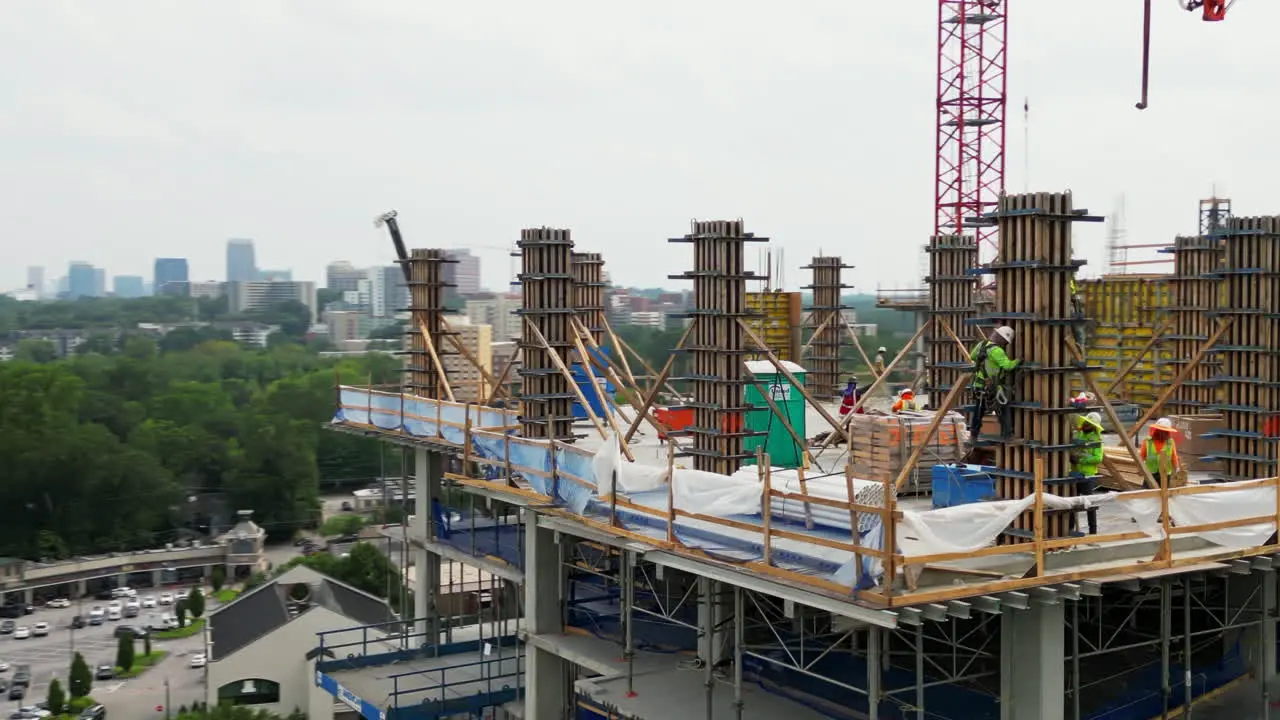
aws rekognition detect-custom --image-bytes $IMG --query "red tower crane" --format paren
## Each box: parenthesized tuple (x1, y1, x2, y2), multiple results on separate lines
(935, 0, 1236, 263)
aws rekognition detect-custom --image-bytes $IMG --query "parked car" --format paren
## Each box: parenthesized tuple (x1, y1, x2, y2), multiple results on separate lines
(45, 599, 69, 609)
(30, 623, 48, 638)
(8, 684, 25, 701)
(141, 595, 157, 608)
(12, 665, 30, 687)
(78, 705, 106, 720)
(113, 625, 147, 639)
(88, 608, 104, 626)
(12, 628, 29, 640)
(0, 620, 14, 634)
(0, 662, 8, 672)
(94, 665, 114, 681)
(189, 653, 206, 669)
(158, 592, 174, 605)
(70, 616, 84, 629)
(16, 707, 49, 718)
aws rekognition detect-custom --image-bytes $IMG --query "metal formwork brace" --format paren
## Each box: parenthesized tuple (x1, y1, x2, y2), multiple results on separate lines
(517, 228, 577, 441)
(669, 220, 768, 474)
(925, 235, 979, 406)
(572, 252, 607, 347)
(801, 256, 853, 401)
(1167, 234, 1224, 414)
(1210, 216, 1280, 481)
(403, 249, 457, 400)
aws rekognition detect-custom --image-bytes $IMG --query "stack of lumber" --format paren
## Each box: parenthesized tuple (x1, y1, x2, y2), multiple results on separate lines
(848, 411, 968, 494)
(1098, 447, 1187, 490)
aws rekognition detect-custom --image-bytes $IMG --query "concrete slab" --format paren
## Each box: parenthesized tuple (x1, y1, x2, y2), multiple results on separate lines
(578, 664, 835, 720)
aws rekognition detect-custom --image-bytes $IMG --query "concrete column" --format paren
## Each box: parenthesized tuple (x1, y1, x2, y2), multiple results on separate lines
(75, 580, 87, 599)
(525, 514, 569, 719)
(22, 588, 33, 605)
(1000, 601, 1066, 720)
(1241, 572, 1278, 697)
(412, 447, 443, 646)
(151, 570, 163, 588)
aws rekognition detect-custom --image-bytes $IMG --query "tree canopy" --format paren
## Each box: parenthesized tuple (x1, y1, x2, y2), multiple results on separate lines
(0, 327, 400, 560)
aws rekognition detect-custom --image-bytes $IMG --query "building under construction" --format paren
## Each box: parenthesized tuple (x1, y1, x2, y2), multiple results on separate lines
(312, 191, 1280, 720)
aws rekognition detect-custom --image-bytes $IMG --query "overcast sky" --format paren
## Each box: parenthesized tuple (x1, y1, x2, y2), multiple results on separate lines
(2, 1, 1274, 295)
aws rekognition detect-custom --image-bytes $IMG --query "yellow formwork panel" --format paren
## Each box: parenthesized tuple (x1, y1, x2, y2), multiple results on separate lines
(746, 291, 802, 362)
(1075, 275, 1174, 407)
(1081, 273, 1171, 326)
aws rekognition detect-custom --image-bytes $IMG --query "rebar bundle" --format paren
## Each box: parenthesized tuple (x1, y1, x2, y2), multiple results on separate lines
(571, 252, 606, 347)
(403, 248, 456, 399)
(669, 220, 766, 474)
(517, 228, 577, 441)
(987, 192, 1096, 542)
(1212, 216, 1280, 481)
(1166, 235, 1223, 415)
(924, 235, 978, 407)
(801, 256, 852, 401)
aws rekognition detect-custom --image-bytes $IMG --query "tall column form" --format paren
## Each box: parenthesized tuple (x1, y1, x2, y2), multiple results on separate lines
(801, 256, 852, 401)
(1213, 216, 1280, 481)
(1000, 602, 1066, 720)
(1166, 235, 1224, 415)
(925, 234, 979, 408)
(403, 249, 456, 399)
(518, 228, 577, 441)
(571, 252, 607, 347)
(669, 220, 766, 474)
(986, 192, 1100, 542)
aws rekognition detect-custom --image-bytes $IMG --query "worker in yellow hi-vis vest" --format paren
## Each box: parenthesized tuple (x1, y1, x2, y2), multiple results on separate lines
(1141, 417, 1182, 487)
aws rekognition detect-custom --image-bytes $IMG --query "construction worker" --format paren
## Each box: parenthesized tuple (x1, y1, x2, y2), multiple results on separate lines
(1142, 417, 1182, 486)
(892, 388, 919, 413)
(873, 347, 887, 374)
(838, 378, 865, 419)
(1069, 276, 1087, 348)
(1071, 411, 1104, 534)
(969, 326, 1021, 438)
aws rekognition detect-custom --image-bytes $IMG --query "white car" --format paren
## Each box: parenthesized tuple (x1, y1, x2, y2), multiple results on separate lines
(31, 622, 48, 637)
(13, 627, 29, 639)
(158, 592, 174, 605)
(17, 707, 50, 718)
(46, 598, 70, 609)
(189, 653, 206, 669)
(0, 661, 10, 671)
(141, 596, 157, 608)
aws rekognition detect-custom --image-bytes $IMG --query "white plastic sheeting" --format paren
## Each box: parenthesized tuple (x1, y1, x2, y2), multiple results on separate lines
(897, 493, 1113, 558)
(671, 467, 762, 517)
(590, 432, 668, 495)
(1116, 484, 1277, 549)
(771, 472, 888, 534)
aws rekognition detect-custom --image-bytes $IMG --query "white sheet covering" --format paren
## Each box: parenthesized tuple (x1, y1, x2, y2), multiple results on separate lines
(671, 467, 762, 516)
(1116, 484, 1277, 549)
(590, 432, 669, 495)
(897, 493, 1112, 558)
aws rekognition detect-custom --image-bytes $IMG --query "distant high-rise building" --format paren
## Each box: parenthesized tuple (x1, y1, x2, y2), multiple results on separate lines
(113, 276, 145, 298)
(67, 262, 96, 300)
(154, 258, 190, 296)
(93, 269, 106, 298)
(226, 280, 318, 323)
(258, 269, 292, 282)
(464, 294, 521, 341)
(26, 267, 44, 298)
(380, 265, 408, 317)
(226, 239, 257, 282)
(326, 261, 366, 292)
(448, 250, 482, 296)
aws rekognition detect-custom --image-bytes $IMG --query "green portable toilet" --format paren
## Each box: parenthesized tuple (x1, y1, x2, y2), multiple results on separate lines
(743, 360, 807, 468)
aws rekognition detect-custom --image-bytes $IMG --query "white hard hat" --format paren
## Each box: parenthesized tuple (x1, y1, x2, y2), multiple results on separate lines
(1151, 417, 1176, 432)
(877, 346, 887, 353)
(1086, 411, 1102, 426)
(994, 326, 1014, 343)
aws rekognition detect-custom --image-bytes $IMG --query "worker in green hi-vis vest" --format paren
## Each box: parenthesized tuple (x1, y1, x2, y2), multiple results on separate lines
(1141, 417, 1183, 487)
(1071, 411, 1104, 534)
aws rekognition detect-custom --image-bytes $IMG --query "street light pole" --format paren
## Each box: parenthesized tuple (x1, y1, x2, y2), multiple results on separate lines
(164, 676, 171, 719)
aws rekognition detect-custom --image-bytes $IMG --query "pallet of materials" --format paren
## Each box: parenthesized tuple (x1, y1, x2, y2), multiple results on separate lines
(1097, 447, 1187, 490)
(848, 411, 968, 494)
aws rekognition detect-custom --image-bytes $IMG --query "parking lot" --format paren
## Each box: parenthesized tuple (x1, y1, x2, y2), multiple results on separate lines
(0, 591, 207, 714)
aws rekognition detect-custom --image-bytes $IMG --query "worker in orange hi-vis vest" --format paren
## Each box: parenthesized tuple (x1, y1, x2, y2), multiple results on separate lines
(891, 388, 919, 414)
(1141, 417, 1183, 486)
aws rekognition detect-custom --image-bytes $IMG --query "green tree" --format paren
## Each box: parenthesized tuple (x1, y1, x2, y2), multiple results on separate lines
(176, 599, 188, 628)
(12, 338, 57, 363)
(116, 634, 135, 672)
(186, 587, 205, 618)
(69, 651, 92, 698)
(211, 564, 226, 593)
(320, 514, 365, 537)
(143, 632, 151, 657)
(46, 677, 66, 715)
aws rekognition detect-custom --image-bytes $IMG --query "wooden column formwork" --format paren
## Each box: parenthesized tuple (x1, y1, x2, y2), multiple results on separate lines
(517, 228, 577, 441)
(1213, 216, 1280, 481)
(801, 256, 852, 401)
(571, 252, 607, 347)
(1166, 235, 1224, 415)
(986, 192, 1100, 543)
(924, 234, 978, 407)
(669, 220, 767, 474)
(403, 248, 456, 399)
